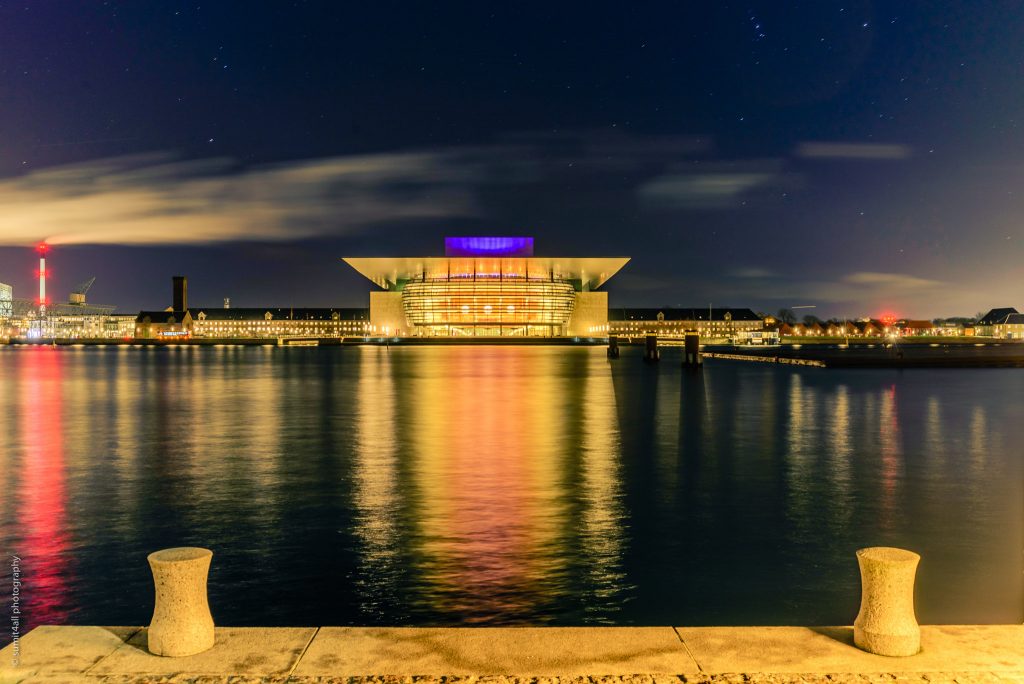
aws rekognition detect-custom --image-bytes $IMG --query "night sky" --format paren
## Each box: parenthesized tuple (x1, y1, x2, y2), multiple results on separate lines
(1, 1, 1022, 317)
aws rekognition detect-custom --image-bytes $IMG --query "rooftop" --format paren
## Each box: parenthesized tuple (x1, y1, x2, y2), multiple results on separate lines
(1002, 313, 1024, 325)
(344, 237, 629, 291)
(978, 307, 1019, 325)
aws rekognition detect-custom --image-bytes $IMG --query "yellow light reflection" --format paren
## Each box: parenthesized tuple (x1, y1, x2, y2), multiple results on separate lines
(877, 385, 902, 531)
(352, 346, 401, 615)
(785, 372, 817, 536)
(826, 384, 853, 531)
(578, 351, 627, 619)
(408, 347, 569, 622)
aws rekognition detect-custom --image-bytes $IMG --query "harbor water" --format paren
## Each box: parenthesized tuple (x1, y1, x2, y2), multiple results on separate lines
(0, 344, 1021, 637)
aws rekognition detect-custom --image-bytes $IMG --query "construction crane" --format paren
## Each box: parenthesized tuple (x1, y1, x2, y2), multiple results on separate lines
(68, 277, 96, 305)
(61, 276, 116, 313)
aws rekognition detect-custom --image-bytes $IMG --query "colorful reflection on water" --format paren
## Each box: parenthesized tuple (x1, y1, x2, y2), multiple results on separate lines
(0, 345, 1021, 636)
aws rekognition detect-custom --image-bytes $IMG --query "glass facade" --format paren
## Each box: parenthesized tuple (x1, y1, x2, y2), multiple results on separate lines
(402, 275, 576, 336)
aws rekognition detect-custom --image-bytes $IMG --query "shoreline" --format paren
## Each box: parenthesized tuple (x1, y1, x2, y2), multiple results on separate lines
(2, 336, 611, 347)
(5, 337, 1024, 367)
(2, 624, 1021, 682)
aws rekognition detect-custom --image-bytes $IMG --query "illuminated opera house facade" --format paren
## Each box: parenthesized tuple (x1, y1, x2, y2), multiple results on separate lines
(344, 237, 629, 337)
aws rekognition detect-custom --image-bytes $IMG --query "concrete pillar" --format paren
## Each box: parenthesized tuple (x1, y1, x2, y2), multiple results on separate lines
(643, 334, 659, 363)
(607, 335, 620, 359)
(853, 546, 921, 656)
(147, 547, 216, 657)
(683, 332, 702, 367)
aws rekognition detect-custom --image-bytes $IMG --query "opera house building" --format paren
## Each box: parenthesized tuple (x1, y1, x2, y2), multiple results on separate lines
(343, 237, 629, 337)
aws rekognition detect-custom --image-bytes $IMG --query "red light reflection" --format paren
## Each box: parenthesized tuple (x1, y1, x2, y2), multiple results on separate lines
(19, 348, 71, 625)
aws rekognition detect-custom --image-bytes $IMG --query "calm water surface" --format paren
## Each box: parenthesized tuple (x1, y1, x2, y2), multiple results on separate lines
(0, 345, 1021, 636)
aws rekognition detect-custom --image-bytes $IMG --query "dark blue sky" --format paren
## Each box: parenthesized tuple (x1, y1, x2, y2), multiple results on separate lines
(0, 1, 1022, 317)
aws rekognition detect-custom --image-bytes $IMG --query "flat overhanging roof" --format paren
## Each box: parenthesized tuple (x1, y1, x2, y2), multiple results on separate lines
(342, 256, 630, 291)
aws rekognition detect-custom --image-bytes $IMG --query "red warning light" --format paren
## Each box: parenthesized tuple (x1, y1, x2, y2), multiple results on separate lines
(36, 242, 49, 254)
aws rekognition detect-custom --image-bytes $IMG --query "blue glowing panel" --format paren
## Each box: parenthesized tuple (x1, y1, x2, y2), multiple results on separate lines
(444, 237, 534, 257)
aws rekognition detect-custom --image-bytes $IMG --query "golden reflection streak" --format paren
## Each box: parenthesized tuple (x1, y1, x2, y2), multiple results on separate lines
(108, 347, 144, 538)
(969, 405, 987, 471)
(877, 385, 902, 532)
(234, 347, 283, 490)
(925, 396, 945, 469)
(172, 347, 283, 522)
(352, 346, 400, 616)
(653, 366, 679, 505)
(826, 385, 853, 531)
(409, 347, 568, 622)
(785, 372, 817, 539)
(578, 350, 627, 620)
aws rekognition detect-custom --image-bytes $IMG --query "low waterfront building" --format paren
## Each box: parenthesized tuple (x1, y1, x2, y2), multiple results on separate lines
(993, 313, 1024, 339)
(976, 308, 1019, 336)
(50, 313, 137, 339)
(899, 320, 937, 336)
(2, 299, 133, 339)
(343, 237, 629, 337)
(853, 320, 884, 337)
(936, 321, 966, 336)
(802, 321, 825, 336)
(824, 321, 850, 336)
(135, 307, 370, 339)
(607, 308, 764, 341)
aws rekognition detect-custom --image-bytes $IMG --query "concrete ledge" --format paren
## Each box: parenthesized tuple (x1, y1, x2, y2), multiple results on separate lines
(89, 627, 316, 678)
(0, 626, 140, 680)
(676, 625, 1024, 673)
(293, 627, 699, 676)
(2, 625, 1022, 683)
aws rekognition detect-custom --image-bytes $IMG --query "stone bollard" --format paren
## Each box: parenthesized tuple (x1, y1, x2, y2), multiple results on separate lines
(853, 546, 921, 656)
(147, 547, 216, 657)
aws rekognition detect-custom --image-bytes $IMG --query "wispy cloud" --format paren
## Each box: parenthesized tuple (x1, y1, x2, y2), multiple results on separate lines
(0, 133, 918, 248)
(751, 271, 943, 304)
(731, 267, 777, 279)
(795, 142, 912, 160)
(842, 271, 941, 289)
(0, 151, 482, 246)
(703, 268, 952, 315)
(0, 133, 721, 246)
(637, 161, 793, 209)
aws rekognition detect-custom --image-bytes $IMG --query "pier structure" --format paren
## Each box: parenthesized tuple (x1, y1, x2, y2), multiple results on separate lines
(607, 334, 620, 358)
(643, 333, 659, 362)
(683, 331, 702, 367)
